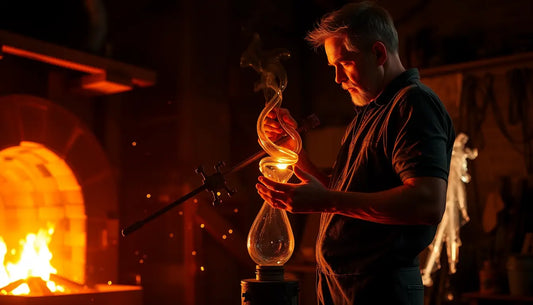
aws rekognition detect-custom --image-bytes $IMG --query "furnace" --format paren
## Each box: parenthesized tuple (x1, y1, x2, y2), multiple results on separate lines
(0, 94, 120, 295)
(0, 29, 155, 304)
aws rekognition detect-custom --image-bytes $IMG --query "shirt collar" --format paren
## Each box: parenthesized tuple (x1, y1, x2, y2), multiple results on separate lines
(373, 68, 420, 107)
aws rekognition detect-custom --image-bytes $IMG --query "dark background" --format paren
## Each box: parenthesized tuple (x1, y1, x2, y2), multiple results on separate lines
(0, 0, 532, 304)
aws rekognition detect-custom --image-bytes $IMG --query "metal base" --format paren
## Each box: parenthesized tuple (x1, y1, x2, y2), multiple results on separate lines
(241, 279, 299, 305)
(0, 284, 142, 305)
(241, 266, 299, 305)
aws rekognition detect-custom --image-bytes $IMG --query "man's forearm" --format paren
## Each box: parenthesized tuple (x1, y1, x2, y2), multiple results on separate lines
(325, 177, 447, 226)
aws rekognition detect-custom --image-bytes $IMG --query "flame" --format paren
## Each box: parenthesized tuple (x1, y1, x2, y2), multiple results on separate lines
(0, 225, 64, 295)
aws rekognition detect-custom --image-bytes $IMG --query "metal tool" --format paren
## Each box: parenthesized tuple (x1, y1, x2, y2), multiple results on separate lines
(121, 114, 319, 237)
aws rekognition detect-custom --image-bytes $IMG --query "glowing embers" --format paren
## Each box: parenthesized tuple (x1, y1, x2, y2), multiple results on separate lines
(0, 225, 65, 295)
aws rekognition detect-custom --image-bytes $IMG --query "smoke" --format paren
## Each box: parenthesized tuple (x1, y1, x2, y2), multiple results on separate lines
(240, 33, 300, 166)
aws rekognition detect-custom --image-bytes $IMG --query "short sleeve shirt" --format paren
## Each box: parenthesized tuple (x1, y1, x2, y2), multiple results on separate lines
(316, 69, 455, 275)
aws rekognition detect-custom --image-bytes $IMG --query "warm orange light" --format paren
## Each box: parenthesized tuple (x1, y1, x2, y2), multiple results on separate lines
(0, 141, 86, 290)
(0, 226, 64, 295)
(1, 45, 104, 74)
(243, 36, 301, 268)
(275, 163, 289, 170)
(11, 284, 29, 295)
(0, 30, 156, 96)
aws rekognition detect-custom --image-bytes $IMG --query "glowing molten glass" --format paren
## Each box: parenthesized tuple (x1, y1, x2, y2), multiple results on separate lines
(241, 34, 301, 267)
(0, 226, 64, 295)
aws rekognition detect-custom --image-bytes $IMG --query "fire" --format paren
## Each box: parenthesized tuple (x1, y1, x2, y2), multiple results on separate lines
(0, 225, 64, 295)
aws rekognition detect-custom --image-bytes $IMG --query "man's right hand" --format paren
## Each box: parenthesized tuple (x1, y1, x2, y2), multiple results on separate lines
(261, 108, 331, 188)
(262, 108, 299, 152)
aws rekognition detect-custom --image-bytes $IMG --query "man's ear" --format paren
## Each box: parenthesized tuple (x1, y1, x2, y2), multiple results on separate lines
(372, 41, 387, 66)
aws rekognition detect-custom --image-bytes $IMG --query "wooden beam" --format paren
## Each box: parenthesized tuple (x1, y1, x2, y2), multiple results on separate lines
(0, 30, 156, 95)
(1, 44, 104, 74)
(420, 52, 533, 77)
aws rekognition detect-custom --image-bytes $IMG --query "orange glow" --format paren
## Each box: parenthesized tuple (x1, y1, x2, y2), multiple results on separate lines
(131, 77, 155, 88)
(0, 29, 155, 97)
(80, 73, 132, 94)
(0, 141, 86, 293)
(275, 163, 289, 170)
(0, 226, 65, 295)
(1, 47, 134, 95)
(1, 45, 104, 74)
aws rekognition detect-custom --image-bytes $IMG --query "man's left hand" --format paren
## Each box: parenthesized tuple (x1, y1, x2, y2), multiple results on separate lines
(255, 167, 329, 213)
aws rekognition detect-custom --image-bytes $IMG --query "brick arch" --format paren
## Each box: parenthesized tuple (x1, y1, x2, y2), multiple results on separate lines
(0, 94, 118, 285)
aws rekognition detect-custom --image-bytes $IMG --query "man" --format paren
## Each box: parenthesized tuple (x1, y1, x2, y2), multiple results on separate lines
(255, 1, 455, 305)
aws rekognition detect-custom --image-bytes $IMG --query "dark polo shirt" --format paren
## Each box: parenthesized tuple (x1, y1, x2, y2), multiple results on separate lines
(317, 68, 455, 275)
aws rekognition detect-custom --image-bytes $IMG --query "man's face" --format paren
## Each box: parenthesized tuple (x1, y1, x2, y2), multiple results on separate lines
(324, 37, 380, 107)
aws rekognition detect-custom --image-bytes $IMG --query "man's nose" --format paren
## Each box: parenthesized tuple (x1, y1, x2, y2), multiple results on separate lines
(335, 68, 347, 84)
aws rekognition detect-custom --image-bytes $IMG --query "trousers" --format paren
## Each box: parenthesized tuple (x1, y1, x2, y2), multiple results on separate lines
(317, 266, 424, 305)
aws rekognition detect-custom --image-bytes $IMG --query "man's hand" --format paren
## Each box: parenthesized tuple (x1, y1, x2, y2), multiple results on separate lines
(255, 166, 329, 213)
(262, 108, 299, 151)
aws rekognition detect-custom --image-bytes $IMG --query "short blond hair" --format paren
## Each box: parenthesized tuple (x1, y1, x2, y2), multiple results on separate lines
(306, 1, 399, 54)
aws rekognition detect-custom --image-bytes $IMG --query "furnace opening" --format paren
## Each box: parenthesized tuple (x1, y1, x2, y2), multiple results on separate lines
(0, 141, 86, 293)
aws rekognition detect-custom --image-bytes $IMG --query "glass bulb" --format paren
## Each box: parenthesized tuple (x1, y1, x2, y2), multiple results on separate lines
(247, 159, 295, 266)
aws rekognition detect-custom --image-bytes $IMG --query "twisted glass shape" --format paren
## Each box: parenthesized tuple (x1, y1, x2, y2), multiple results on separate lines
(241, 34, 302, 266)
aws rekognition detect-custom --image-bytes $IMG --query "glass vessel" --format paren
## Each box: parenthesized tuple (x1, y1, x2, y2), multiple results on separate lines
(241, 35, 301, 277)
(247, 160, 295, 266)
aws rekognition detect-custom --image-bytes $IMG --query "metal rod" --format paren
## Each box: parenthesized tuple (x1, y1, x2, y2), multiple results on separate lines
(121, 185, 206, 236)
(121, 114, 320, 237)
(225, 114, 319, 175)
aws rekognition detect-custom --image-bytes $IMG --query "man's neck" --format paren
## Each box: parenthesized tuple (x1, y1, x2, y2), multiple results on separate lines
(382, 54, 405, 88)
(370, 54, 406, 103)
